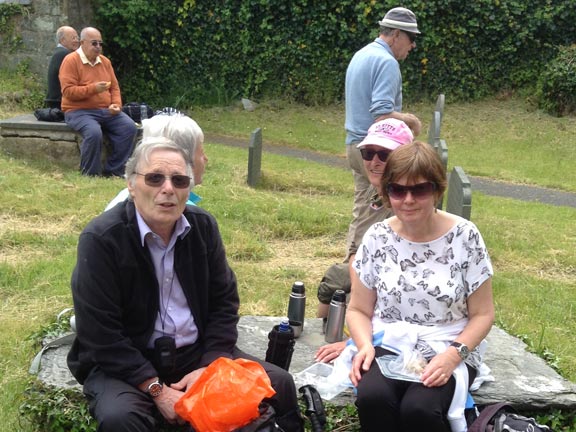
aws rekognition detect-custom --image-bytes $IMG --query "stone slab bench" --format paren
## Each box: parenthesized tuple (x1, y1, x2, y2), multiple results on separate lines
(34, 316, 576, 411)
(0, 114, 81, 169)
(0, 113, 141, 169)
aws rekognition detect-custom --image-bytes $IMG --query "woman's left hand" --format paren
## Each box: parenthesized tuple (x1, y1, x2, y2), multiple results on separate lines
(420, 350, 460, 387)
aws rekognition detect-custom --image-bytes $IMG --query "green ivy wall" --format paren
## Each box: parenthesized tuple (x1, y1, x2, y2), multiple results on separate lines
(2, 0, 574, 106)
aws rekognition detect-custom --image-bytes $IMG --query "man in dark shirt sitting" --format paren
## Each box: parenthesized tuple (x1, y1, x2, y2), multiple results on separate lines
(68, 137, 304, 431)
(45, 26, 79, 109)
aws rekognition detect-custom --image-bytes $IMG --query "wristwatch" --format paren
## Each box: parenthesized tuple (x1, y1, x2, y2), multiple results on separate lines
(146, 379, 163, 398)
(450, 342, 470, 360)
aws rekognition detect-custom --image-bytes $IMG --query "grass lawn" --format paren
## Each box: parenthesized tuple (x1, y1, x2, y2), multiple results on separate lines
(1, 92, 575, 430)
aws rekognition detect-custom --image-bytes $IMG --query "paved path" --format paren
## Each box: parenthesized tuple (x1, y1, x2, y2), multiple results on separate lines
(207, 134, 576, 208)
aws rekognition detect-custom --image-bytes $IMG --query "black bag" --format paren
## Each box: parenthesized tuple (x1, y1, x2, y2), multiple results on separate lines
(34, 107, 64, 122)
(121, 102, 154, 123)
(468, 402, 553, 432)
(233, 403, 284, 432)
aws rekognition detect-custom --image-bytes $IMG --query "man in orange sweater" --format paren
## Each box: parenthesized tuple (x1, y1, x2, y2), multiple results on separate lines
(60, 27, 137, 177)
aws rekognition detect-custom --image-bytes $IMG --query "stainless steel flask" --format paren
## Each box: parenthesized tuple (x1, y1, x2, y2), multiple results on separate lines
(287, 281, 306, 337)
(325, 289, 346, 343)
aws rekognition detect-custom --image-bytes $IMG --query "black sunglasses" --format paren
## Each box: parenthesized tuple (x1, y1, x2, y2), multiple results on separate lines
(360, 148, 392, 162)
(90, 40, 104, 47)
(136, 172, 191, 189)
(387, 182, 436, 200)
(402, 31, 417, 43)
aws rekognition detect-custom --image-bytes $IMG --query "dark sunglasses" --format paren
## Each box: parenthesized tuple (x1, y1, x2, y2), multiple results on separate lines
(137, 172, 191, 188)
(360, 148, 391, 162)
(402, 31, 417, 43)
(90, 40, 104, 47)
(387, 182, 436, 200)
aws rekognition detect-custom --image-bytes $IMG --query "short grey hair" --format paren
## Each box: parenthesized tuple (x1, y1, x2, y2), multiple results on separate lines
(379, 26, 397, 36)
(125, 137, 194, 188)
(141, 114, 204, 168)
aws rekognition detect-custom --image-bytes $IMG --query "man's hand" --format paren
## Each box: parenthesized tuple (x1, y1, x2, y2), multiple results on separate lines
(169, 367, 207, 393)
(108, 104, 121, 115)
(154, 386, 186, 425)
(401, 113, 422, 136)
(96, 81, 111, 93)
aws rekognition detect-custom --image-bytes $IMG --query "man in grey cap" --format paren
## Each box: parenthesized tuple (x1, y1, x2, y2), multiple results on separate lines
(343, 6, 422, 263)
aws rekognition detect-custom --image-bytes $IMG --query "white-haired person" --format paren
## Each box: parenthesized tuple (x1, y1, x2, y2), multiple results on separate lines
(105, 114, 207, 211)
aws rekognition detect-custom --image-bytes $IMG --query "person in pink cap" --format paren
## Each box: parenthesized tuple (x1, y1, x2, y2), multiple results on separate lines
(315, 118, 413, 362)
(357, 118, 415, 203)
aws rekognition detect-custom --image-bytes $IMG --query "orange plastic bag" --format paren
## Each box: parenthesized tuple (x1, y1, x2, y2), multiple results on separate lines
(174, 357, 276, 432)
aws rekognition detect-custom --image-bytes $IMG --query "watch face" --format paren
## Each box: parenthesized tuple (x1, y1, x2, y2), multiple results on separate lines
(451, 342, 469, 360)
(148, 382, 163, 397)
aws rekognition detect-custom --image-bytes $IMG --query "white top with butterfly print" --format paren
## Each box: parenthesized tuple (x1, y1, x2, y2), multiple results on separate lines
(354, 217, 493, 367)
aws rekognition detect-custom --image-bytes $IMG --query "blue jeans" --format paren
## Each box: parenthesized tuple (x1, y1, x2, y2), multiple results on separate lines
(65, 109, 137, 176)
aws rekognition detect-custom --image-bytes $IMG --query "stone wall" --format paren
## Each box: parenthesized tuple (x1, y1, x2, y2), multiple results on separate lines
(0, 0, 94, 79)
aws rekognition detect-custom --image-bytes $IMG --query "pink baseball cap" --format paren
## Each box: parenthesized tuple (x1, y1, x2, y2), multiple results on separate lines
(357, 118, 414, 151)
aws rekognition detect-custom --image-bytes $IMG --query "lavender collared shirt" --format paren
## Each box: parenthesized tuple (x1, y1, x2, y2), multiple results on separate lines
(135, 210, 199, 349)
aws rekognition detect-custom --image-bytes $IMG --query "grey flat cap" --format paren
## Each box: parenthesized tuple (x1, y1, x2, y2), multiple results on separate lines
(378, 7, 420, 34)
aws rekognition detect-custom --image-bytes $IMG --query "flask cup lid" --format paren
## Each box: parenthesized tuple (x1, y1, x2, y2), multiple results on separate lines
(332, 289, 346, 302)
(291, 281, 305, 294)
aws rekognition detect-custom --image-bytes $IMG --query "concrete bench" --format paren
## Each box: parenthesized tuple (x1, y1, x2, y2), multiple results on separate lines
(33, 316, 576, 411)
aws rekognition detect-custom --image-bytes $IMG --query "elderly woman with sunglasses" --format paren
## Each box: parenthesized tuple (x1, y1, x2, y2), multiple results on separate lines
(346, 141, 495, 432)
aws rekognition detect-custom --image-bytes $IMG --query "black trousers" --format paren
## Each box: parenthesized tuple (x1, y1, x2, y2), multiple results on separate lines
(82, 346, 304, 432)
(355, 347, 477, 432)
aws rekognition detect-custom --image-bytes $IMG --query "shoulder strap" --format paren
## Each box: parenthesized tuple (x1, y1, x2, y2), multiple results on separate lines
(468, 402, 515, 432)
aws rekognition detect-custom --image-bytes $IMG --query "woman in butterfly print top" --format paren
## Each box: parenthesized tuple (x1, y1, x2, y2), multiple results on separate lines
(347, 141, 495, 432)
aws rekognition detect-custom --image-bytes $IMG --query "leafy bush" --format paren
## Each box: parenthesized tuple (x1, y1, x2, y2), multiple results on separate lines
(536, 45, 576, 116)
(91, 0, 576, 107)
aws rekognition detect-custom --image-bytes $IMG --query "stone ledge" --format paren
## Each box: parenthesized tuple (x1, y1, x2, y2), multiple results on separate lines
(0, 114, 81, 168)
(34, 316, 576, 410)
(0, 114, 75, 133)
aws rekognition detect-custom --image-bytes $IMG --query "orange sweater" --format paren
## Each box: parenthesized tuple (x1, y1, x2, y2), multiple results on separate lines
(59, 51, 123, 112)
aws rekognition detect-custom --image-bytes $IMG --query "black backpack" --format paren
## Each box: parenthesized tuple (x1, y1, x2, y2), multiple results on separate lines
(233, 403, 284, 432)
(121, 102, 154, 123)
(468, 402, 553, 432)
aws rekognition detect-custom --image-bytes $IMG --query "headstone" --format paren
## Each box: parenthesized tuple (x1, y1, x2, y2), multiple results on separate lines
(428, 110, 442, 149)
(435, 93, 445, 121)
(446, 166, 472, 220)
(437, 139, 449, 210)
(247, 127, 262, 187)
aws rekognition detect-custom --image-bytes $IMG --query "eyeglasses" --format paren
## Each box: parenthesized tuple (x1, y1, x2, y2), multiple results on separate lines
(136, 172, 191, 188)
(360, 148, 391, 162)
(402, 31, 417, 43)
(90, 40, 104, 47)
(387, 182, 436, 200)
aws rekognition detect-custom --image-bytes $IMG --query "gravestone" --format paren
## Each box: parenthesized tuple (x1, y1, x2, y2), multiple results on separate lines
(428, 110, 442, 149)
(446, 166, 472, 220)
(247, 127, 263, 187)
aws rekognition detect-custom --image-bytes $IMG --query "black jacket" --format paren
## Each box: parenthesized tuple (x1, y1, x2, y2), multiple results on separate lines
(67, 201, 240, 386)
(46, 46, 72, 109)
